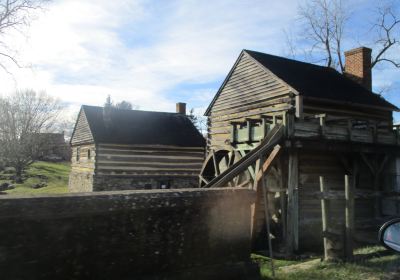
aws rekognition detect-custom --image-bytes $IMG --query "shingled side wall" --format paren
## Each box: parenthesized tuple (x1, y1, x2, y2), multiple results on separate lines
(0, 188, 258, 280)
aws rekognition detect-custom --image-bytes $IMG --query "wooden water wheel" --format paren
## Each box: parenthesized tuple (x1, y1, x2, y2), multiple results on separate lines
(199, 148, 251, 187)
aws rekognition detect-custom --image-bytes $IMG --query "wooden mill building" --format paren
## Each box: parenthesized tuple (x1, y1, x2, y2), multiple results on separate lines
(200, 47, 400, 257)
(69, 104, 205, 192)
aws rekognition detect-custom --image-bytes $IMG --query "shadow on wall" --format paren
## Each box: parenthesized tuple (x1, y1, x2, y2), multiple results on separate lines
(0, 188, 259, 280)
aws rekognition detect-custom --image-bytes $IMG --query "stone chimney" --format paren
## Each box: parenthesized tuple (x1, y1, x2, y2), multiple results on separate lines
(344, 47, 372, 90)
(176, 102, 186, 114)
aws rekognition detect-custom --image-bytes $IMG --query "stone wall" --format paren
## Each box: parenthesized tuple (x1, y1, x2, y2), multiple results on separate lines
(68, 171, 94, 192)
(92, 175, 198, 191)
(0, 188, 258, 280)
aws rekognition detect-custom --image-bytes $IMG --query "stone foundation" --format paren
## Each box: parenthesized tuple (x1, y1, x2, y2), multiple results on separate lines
(68, 171, 93, 192)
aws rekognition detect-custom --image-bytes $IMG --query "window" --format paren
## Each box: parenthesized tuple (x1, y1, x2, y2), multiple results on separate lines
(159, 181, 171, 189)
(76, 147, 80, 162)
(87, 149, 91, 160)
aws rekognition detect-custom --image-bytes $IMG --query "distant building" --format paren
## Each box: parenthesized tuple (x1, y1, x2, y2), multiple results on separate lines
(68, 103, 205, 192)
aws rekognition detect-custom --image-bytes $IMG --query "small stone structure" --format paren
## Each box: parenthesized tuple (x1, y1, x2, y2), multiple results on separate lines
(0, 188, 258, 279)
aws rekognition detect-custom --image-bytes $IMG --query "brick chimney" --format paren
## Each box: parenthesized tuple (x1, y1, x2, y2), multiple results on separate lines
(176, 102, 186, 114)
(344, 47, 372, 90)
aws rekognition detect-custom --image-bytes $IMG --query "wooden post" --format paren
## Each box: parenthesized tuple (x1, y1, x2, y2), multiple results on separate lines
(278, 159, 287, 242)
(230, 123, 237, 144)
(260, 155, 275, 277)
(345, 174, 354, 260)
(246, 119, 251, 142)
(287, 150, 299, 254)
(320, 176, 329, 260)
(319, 115, 326, 137)
(295, 95, 303, 119)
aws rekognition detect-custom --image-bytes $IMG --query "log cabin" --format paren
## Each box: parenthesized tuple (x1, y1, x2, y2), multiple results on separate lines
(200, 47, 400, 258)
(69, 103, 205, 192)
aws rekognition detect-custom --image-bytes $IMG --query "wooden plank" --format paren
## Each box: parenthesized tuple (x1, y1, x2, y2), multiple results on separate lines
(98, 143, 204, 151)
(287, 150, 299, 254)
(254, 145, 282, 185)
(210, 103, 293, 121)
(211, 98, 289, 117)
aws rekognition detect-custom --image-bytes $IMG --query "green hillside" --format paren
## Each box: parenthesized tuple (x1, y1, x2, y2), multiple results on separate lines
(0, 161, 70, 195)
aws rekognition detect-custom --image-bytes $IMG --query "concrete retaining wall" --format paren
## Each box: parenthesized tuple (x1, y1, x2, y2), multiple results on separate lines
(0, 188, 257, 280)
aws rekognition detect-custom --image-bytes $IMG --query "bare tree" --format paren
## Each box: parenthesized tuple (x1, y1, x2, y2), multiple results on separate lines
(0, 90, 62, 182)
(297, 0, 399, 72)
(187, 108, 207, 135)
(371, 5, 400, 68)
(0, 0, 47, 74)
(298, 0, 348, 71)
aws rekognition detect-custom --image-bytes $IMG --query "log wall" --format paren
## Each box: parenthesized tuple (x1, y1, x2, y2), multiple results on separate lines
(92, 144, 205, 191)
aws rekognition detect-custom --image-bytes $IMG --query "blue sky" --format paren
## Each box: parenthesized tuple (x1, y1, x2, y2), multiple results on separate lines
(1, 0, 399, 120)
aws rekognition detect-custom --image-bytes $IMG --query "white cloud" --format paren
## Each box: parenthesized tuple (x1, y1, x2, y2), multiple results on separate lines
(0, 0, 302, 115)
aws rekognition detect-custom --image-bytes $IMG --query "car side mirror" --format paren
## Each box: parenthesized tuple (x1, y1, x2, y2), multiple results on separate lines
(379, 218, 400, 253)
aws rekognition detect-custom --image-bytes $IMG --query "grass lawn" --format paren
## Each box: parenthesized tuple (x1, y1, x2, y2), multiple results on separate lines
(253, 246, 400, 280)
(0, 161, 70, 195)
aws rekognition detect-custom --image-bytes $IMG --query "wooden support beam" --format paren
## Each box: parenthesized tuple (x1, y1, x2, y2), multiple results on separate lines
(230, 123, 236, 144)
(260, 154, 275, 277)
(199, 175, 209, 185)
(236, 179, 251, 188)
(295, 95, 303, 119)
(239, 150, 256, 180)
(211, 150, 220, 176)
(287, 150, 299, 254)
(320, 176, 329, 260)
(339, 155, 352, 174)
(319, 114, 326, 137)
(347, 120, 353, 141)
(345, 174, 355, 261)
(360, 153, 375, 174)
(254, 145, 282, 185)
(360, 153, 389, 218)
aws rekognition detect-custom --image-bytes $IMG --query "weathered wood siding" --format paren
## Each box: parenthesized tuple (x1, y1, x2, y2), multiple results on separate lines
(207, 52, 294, 151)
(303, 99, 393, 123)
(96, 144, 204, 178)
(297, 151, 375, 250)
(71, 110, 94, 145)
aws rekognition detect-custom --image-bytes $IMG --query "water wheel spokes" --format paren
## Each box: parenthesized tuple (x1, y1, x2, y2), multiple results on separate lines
(199, 149, 251, 187)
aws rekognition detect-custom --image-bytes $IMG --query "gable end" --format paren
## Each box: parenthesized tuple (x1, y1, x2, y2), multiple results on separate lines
(70, 108, 95, 145)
